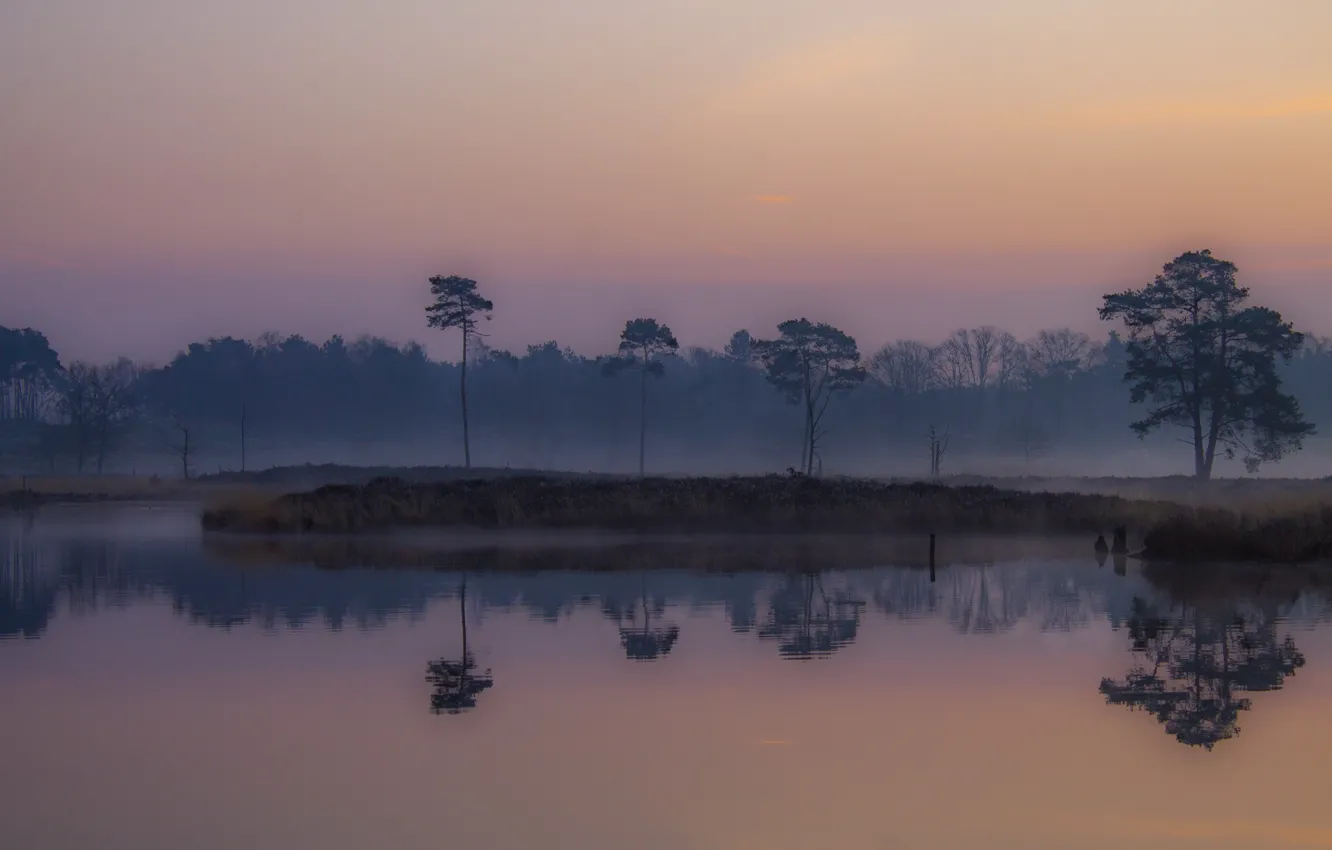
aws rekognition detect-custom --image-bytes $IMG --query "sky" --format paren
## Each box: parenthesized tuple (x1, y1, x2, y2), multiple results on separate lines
(2, 0, 1331, 362)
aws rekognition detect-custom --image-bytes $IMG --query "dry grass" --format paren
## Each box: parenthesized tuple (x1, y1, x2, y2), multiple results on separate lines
(1141, 506, 1332, 563)
(0, 474, 278, 507)
(936, 474, 1332, 512)
(201, 474, 1185, 537)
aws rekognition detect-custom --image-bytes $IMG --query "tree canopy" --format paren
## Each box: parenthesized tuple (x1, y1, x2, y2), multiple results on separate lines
(426, 275, 495, 469)
(1100, 250, 1313, 479)
(3, 261, 1331, 478)
(753, 319, 866, 475)
(603, 318, 679, 476)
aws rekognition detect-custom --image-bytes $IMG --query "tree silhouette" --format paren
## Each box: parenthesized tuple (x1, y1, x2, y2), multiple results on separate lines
(425, 275, 494, 469)
(1099, 598, 1305, 749)
(753, 319, 866, 475)
(6, 306, 1331, 477)
(0, 327, 63, 424)
(1100, 250, 1313, 479)
(757, 574, 863, 659)
(869, 340, 937, 396)
(602, 318, 679, 476)
(723, 329, 753, 362)
(57, 359, 139, 473)
(426, 579, 494, 714)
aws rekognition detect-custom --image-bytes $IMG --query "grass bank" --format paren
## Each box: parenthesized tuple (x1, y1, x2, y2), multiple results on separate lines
(200, 475, 1181, 537)
(1141, 507, 1332, 563)
(0, 474, 275, 509)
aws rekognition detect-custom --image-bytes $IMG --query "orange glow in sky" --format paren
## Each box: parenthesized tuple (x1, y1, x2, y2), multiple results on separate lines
(1, 0, 1329, 358)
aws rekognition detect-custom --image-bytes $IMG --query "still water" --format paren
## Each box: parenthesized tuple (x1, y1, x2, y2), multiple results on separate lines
(2, 506, 1331, 850)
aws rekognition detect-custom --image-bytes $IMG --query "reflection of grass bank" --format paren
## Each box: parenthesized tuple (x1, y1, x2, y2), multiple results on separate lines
(201, 475, 1182, 536)
(204, 532, 1102, 573)
(1138, 559, 1329, 605)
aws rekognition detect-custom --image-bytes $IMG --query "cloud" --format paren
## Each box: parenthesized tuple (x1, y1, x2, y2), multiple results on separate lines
(1084, 94, 1332, 127)
(700, 34, 908, 115)
(755, 195, 794, 205)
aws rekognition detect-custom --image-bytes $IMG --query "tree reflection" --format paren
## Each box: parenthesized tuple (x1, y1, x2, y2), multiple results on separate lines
(758, 573, 863, 659)
(1, 517, 56, 639)
(606, 577, 680, 661)
(426, 579, 493, 715)
(1099, 597, 1305, 749)
(945, 567, 1023, 633)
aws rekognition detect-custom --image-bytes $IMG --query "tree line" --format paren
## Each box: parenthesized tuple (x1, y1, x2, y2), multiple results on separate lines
(1, 250, 1325, 479)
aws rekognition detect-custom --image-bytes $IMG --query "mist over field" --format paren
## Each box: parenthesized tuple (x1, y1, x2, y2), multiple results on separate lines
(4, 307, 1331, 481)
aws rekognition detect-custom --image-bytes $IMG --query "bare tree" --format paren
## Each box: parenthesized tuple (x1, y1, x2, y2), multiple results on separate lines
(168, 412, 194, 479)
(869, 340, 936, 395)
(929, 424, 950, 477)
(970, 326, 1000, 390)
(934, 331, 973, 389)
(995, 332, 1028, 391)
(90, 359, 139, 474)
(1028, 328, 1092, 381)
(59, 363, 98, 473)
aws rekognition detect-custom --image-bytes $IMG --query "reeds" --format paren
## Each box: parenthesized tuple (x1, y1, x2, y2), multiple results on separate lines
(1141, 506, 1332, 563)
(200, 474, 1185, 536)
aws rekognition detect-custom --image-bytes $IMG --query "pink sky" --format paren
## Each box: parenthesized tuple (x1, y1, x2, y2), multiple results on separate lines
(2, 0, 1330, 362)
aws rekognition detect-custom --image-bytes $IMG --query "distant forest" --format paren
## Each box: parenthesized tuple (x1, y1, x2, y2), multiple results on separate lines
(3, 263, 1330, 478)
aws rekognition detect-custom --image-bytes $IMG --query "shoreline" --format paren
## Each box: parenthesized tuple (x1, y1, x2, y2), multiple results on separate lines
(8, 468, 1331, 564)
(200, 474, 1180, 536)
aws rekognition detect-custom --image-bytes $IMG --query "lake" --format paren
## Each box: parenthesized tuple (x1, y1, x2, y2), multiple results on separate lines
(2, 505, 1330, 850)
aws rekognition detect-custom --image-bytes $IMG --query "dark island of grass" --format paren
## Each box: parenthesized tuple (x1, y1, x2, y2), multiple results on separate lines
(201, 474, 1186, 538)
(1140, 507, 1332, 563)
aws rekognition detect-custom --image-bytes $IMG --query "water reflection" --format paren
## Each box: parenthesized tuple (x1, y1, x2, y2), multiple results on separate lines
(4, 514, 1330, 751)
(1100, 593, 1308, 749)
(755, 573, 863, 660)
(426, 580, 494, 714)
(604, 577, 681, 661)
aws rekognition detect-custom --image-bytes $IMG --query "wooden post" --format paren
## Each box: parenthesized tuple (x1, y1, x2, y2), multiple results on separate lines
(929, 533, 936, 583)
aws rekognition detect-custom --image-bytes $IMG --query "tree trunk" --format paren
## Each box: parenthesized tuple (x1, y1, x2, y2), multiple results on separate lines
(240, 403, 247, 473)
(638, 364, 647, 477)
(806, 403, 817, 476)
(180, 428, 190, 480)
(1192, 415, 1207, 480)
(799, 412, 809, 474)
(459, 579, 468, 661)
(460, 332, 471, 469)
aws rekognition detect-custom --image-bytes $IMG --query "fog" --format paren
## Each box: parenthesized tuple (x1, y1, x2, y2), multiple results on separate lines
(3, 318, 1331, 480)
